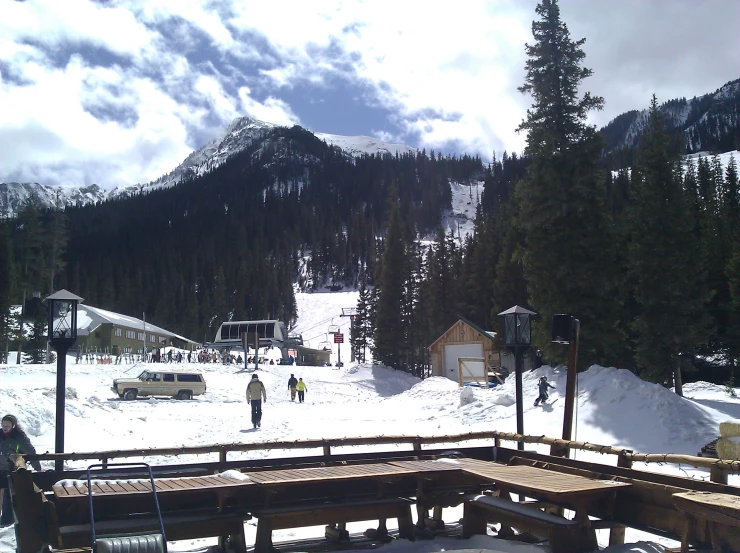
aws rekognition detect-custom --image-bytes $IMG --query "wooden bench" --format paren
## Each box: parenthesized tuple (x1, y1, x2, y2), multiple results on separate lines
(57, 508, 252, 552)
(673, 492, 740, 553)
(461, 494, 595, 553)
(251, 497, 416, 553)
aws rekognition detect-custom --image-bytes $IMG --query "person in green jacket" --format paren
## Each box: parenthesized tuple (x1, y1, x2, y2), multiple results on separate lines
(1, 414, 41, 527)
(296, 377, 307, 403)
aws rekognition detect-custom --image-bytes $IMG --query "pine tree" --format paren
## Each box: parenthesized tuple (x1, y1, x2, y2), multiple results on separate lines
(627, 96, 711, 394)
(372, 186, 409, 369)
(516, 0, 620, 365)
(0, 217, 16, 363)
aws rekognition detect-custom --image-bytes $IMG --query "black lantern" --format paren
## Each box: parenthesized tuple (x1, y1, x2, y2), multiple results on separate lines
(44, 289, 83, 472)
(499, 305, 536, 347)
(498, 305, 537, 450)
(47, 290, 82, 345)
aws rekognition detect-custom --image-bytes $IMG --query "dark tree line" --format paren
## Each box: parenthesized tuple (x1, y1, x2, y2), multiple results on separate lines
(2, 126, 485, 351)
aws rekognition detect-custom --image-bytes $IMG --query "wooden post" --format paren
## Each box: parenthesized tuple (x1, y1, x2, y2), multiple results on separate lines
(561, 319, 580, 458)
(617, 451, 633, 469)
(413, 441, 422, 452)
(219, 448, 227, 465)
(323, 445, 331, 457)
(710, 464, 728, 484)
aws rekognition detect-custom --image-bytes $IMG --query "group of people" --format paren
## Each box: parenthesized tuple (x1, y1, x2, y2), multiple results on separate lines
(0, 414, 41, 528)
(244, 373, 309, 429)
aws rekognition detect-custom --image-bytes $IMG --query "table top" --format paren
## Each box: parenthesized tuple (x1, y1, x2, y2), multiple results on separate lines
(674, 491, 740, 525)
(460, 463, 631, 497)
(53, 474, 254, 498)
(242, 462, 417, 486)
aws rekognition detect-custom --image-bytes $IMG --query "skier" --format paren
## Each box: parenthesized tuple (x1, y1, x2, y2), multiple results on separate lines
(246, 374, 267, 428)
(534, 376, 555, 406)
(296, 377, 307, 403)
(287, 374, 298, 401)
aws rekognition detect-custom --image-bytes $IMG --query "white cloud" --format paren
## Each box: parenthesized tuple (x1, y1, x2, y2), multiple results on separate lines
(0, 0, 155, 57)
(2, 0, 739, 188)
(238, 87, 300, 127)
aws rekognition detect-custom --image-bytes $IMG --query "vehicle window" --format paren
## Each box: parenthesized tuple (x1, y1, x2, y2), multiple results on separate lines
(177, 374, 202, 383)
(150, 373, 161, 382)
(139, 371, 149, 380)
(163, 374, 175, 382)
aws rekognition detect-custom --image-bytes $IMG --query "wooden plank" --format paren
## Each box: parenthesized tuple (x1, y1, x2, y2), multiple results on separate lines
(674, 492, 740, 527)
(129, 481, 153, 493)
(389, 460, 461, 472)
(461, 464, 630, 496)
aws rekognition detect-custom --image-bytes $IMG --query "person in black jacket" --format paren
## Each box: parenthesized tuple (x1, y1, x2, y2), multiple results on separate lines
(287, 374, 298, 401)
(1, 414, 42, 527)
(534, 376, 555, 406)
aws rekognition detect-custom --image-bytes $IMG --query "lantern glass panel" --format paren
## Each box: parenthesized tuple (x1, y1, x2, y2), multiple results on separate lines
(517, 313, 531, 345)
(504, 315, 515, 345)
(51, 300, 73, 340)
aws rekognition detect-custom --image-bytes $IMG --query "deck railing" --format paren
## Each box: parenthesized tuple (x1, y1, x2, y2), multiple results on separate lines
(25, 430, 740, 483)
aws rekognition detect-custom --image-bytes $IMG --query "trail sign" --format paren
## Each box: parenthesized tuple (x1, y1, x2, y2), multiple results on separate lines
(334, 333, 344, 344)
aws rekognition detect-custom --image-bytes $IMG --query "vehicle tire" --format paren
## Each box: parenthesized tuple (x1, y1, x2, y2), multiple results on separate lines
(123, 389, 137, 401)
(177, 390, 192, 400)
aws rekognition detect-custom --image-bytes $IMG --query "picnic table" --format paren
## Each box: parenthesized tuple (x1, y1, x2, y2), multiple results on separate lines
(673, 491, 740, 553)
(458, 461, 631, 552)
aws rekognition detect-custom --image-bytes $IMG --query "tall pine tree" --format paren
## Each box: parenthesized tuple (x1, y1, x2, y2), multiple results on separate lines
(627, 96, 711, 395)
(516, 0, 620, 365)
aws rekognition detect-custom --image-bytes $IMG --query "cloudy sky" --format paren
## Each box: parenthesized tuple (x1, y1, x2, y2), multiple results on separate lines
(2, 0, 738, 188)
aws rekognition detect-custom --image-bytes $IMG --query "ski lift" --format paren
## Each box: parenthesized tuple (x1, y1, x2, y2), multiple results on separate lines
(319, 333, 333, 351)
(328, 324, 340, 334)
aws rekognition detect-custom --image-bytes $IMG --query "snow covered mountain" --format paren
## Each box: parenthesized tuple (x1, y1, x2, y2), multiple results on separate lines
(0, 117, 416, 216)
(0, 181, 108, 217)
(600, 77, 740, 155)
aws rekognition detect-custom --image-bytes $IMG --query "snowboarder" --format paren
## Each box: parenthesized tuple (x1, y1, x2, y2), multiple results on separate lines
(1, 415, 42, 527)
(534, 376, 555, 406)
(296, 377, 307, 403)
(288, 374, 298, 401)
(246, 374, 267, 428)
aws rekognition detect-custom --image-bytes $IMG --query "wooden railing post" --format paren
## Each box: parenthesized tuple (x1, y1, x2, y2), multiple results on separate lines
(617, 450, 633, 469)
(323, 445, 331, 458)
(710, 463, 729, 484)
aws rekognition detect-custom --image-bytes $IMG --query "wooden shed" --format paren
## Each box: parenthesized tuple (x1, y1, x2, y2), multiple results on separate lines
(428, 316, 499, 384)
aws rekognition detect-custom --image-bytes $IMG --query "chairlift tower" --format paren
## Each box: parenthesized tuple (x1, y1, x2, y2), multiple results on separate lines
(341, 307, 358, 362)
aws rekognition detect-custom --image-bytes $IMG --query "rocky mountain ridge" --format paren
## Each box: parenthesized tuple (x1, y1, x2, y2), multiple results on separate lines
(0, 117, 416, 216)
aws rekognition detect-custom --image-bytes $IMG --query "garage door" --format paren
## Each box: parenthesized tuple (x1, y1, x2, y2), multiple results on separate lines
(443, 343, 483, 382)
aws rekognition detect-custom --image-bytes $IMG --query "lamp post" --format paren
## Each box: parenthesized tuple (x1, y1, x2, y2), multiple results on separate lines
(45, 289, 83, 472)
(551, 314, 580, 457)
(498, 305, 537, 450)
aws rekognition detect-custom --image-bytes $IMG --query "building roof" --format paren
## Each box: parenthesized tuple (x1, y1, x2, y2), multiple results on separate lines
(428, 315, 497, 350)
(76, 304, 198, 345)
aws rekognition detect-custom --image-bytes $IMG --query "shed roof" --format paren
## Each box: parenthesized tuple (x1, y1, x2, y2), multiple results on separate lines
(76, 305, 197, 345)
(428, 315, 497, 350)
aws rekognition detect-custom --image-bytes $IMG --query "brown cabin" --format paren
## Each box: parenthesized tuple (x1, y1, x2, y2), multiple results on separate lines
(428, 316, 499, 383)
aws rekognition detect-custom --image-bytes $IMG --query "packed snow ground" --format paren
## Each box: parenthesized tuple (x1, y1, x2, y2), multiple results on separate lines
(1, 290, 739, 553)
